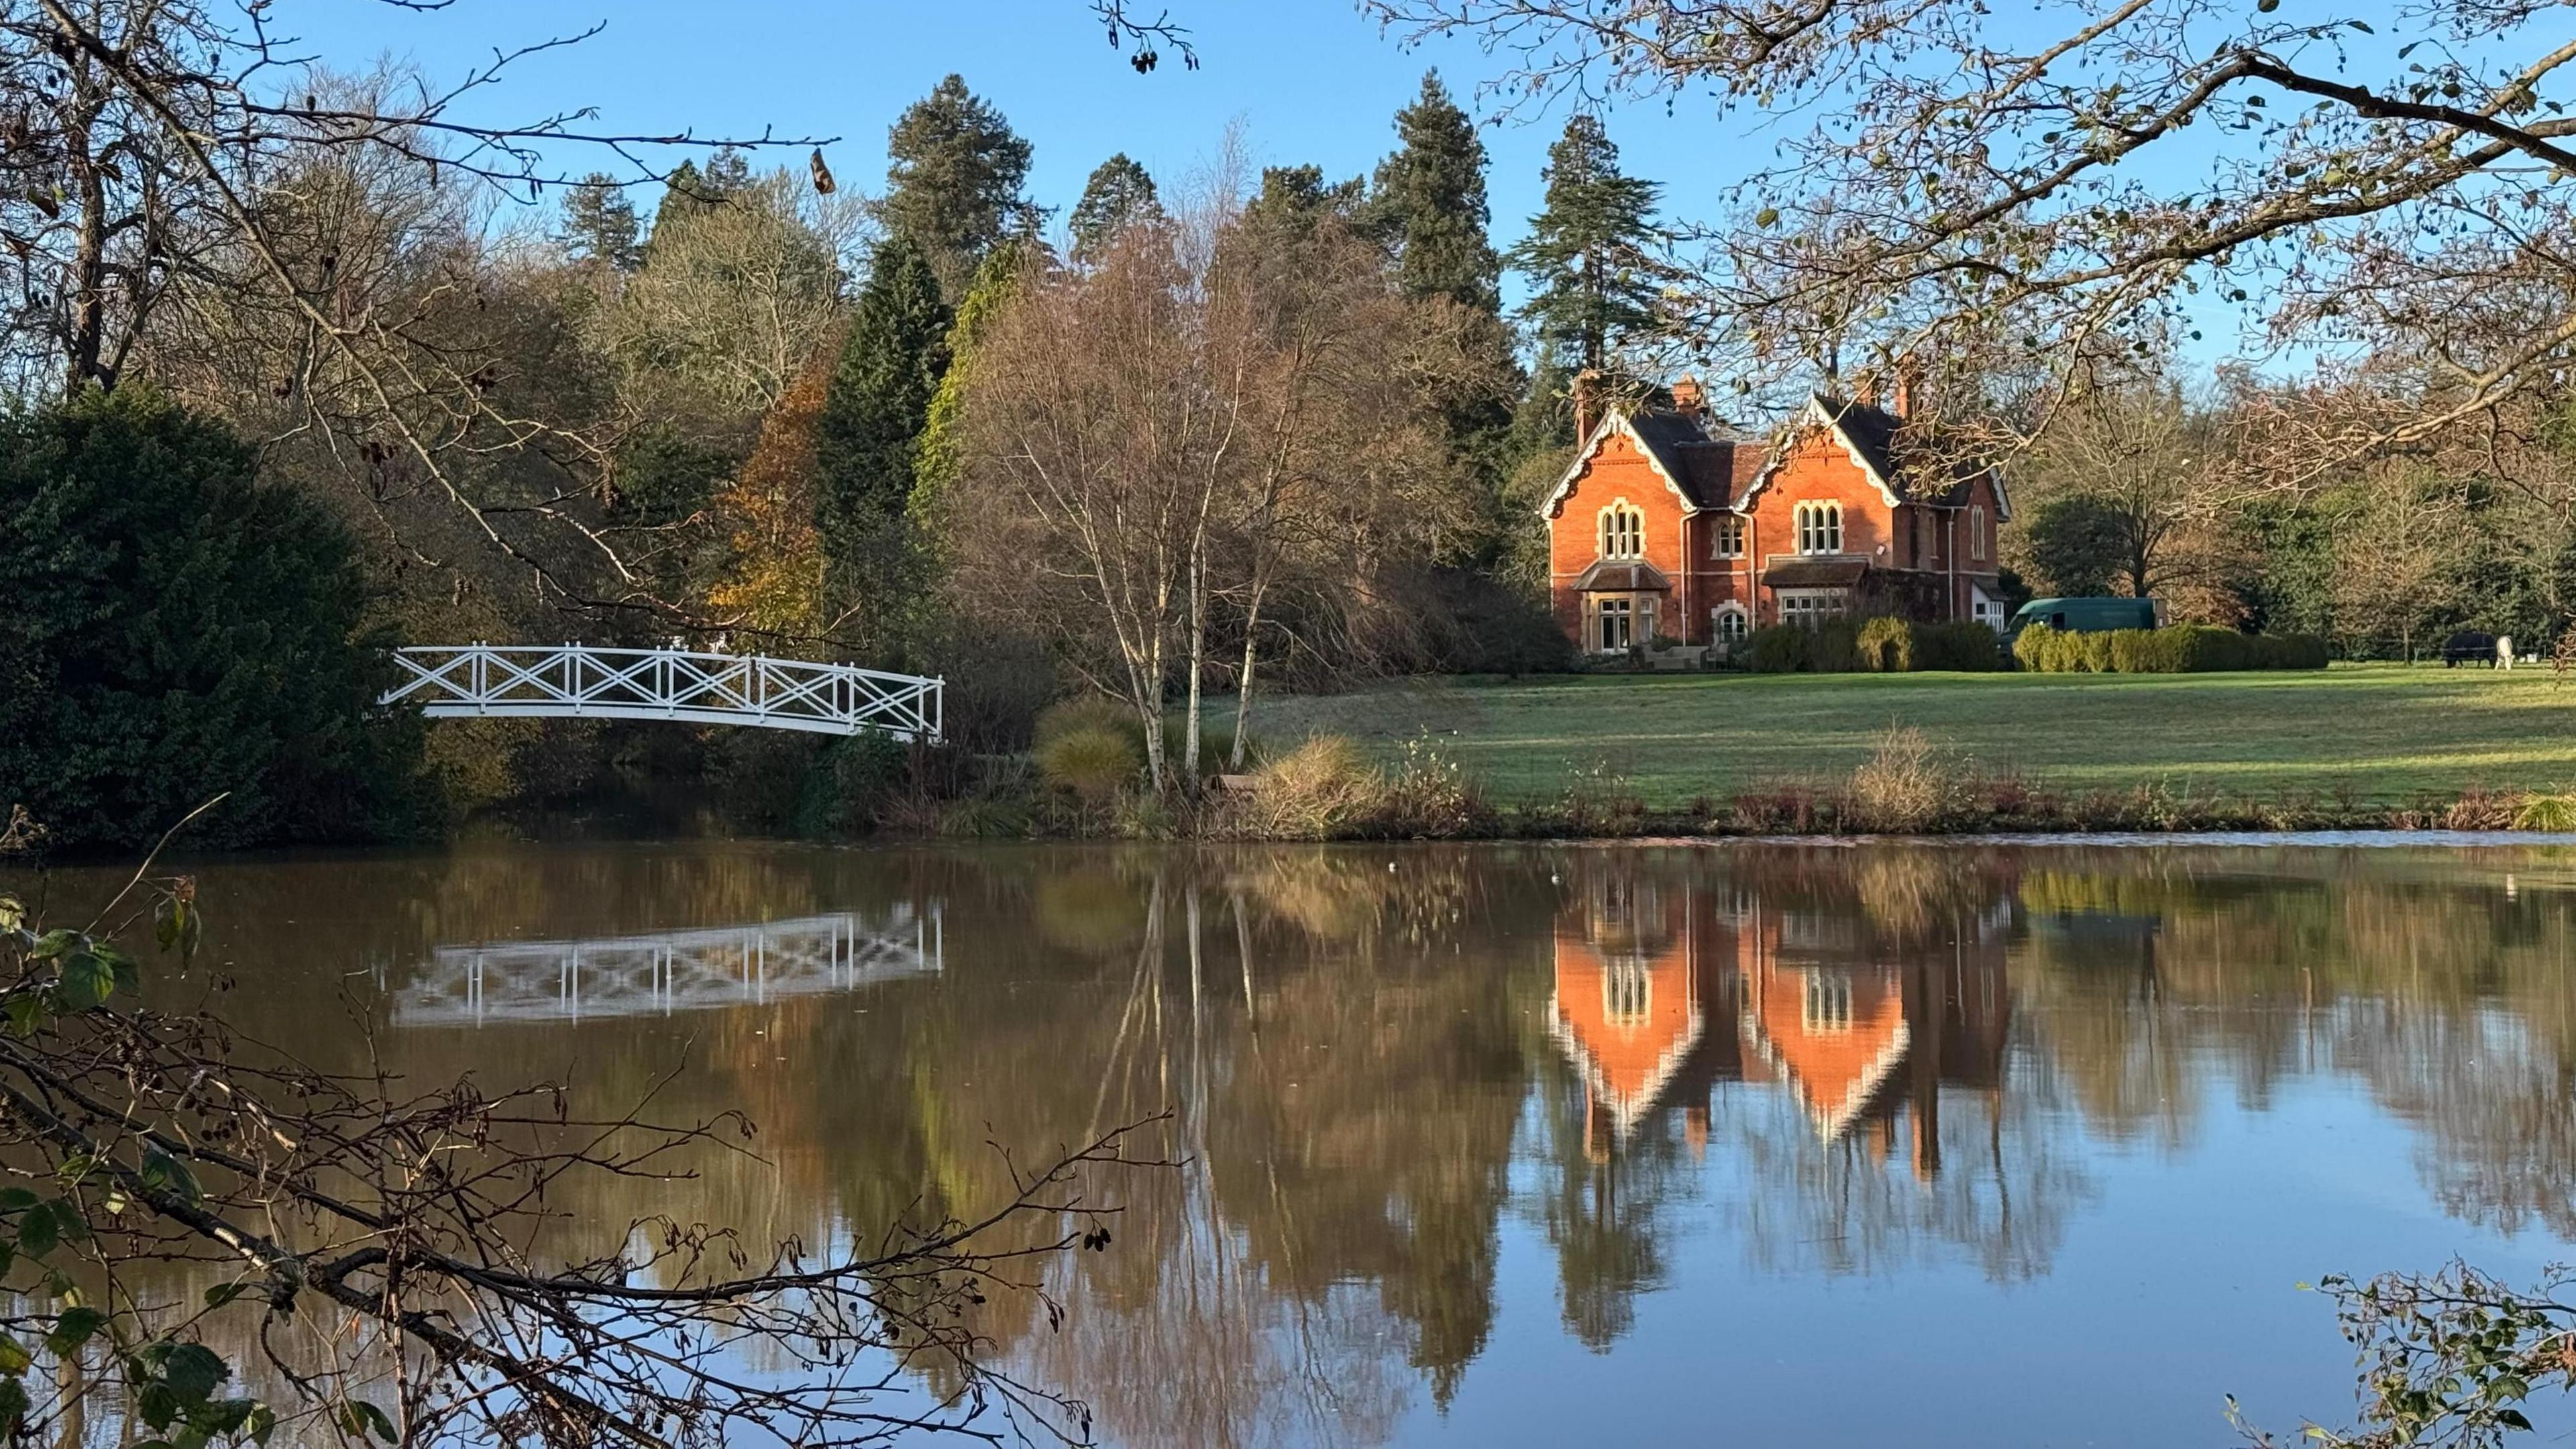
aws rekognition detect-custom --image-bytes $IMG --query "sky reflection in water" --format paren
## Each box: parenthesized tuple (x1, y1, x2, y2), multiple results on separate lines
(25, 839, 2576, 1448)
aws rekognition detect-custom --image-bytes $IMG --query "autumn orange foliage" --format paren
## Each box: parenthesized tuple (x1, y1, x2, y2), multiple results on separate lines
(706, 333, 839, 633)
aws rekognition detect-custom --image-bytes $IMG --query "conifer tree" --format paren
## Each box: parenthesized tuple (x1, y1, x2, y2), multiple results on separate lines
(1371, 72, 1501, 315)
(912, 244, 1030, 526)
(814, 237, 952, 638)
(881, 75, 1038, 297)
(1067, 154, 1163, 264)
(558, 174, 641, 271)
(1509, 114, 1670, 374)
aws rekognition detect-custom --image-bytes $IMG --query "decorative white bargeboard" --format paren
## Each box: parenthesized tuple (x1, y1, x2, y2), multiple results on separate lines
(380, 643, 941, 741)
(393, 907, 943, 1027)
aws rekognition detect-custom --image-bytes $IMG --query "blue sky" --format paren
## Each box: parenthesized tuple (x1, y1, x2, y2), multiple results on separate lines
(290, 0, 1750, 260)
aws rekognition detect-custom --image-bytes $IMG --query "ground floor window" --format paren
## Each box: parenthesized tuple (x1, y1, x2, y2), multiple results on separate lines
(1590, 594, 1657, 651)
(1777, 588, 1851, 625)
(1712, 604, 1750, 645)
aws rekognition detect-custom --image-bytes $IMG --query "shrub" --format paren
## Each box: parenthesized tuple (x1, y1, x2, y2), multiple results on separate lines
(1857, 616, 1913, 672)
(1379, 734, 1493, 837)
(2013, 623, 2328, 673)
(1749, 615, 1863, 672)
(1912, 621, 2006, 671)
(1748, 623, 1812, 673)
(2012, 622, 2059, 672)
(0, 386, 422, 849)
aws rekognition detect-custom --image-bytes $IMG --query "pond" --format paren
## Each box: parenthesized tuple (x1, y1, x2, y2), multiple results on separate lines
(14, 838, 2576, 1447)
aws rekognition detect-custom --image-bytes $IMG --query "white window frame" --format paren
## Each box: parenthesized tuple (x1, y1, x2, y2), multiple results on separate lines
(1594, 596, 1635, 652)
(1778, 588, 1851, 624)
(1803, 972, 1854, 1033)
(1794, 500, 1843, 555)
(1599, 500, 1645, 560)
(1603, 960, 1652, 1026)
(1712, 513, 1746, 559)
(1711, 602, 1750, 644)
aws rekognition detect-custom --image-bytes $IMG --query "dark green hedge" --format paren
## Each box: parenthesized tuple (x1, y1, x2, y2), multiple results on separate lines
(2012, 623, 2329, 673)
(0, 388, 424, 849)
(1749, 616, 2005, 673)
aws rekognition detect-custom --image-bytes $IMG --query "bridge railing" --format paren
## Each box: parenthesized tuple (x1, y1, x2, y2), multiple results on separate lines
(391, 906, 943, 1027)
(380, 643, 941, 741)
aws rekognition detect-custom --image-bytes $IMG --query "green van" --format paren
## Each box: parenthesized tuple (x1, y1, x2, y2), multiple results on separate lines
(2007, 596, 2161, 636)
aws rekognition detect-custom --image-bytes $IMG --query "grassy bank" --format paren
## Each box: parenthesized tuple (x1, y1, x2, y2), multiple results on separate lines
(1249, 662, 2576, 812)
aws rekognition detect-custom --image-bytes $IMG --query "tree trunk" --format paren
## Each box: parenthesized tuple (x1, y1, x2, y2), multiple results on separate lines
(1230, 580, 1267, 771)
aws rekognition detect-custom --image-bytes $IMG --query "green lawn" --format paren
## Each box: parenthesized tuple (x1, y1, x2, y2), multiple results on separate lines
(1250, 663, 2576, 808)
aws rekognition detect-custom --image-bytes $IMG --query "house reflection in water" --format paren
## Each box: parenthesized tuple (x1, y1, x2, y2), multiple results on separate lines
(1548, 865, 2010, 1174)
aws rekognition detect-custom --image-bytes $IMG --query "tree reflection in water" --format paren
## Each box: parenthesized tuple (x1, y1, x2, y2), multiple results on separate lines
(17, 839, 2576, 1446)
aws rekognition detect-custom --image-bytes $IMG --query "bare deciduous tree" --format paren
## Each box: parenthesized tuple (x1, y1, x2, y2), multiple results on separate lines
(1367, 0, 2576, 481)
(951, 200, 1462, 792)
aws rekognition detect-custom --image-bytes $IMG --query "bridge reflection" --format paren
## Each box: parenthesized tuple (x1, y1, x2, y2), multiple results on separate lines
(394, 905, 943, 1027)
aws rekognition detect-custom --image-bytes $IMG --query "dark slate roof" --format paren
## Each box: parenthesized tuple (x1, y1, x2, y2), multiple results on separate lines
(1760, 556, 1871, 589)
(1623, 410, 1750, 510)
(1570, 558, 1674, 592)
(1811, 393, 1985, 506)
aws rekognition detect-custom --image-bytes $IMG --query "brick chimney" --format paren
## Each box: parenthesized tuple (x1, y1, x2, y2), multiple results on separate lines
(1670, 373, 1707, 423)
(1572, 368, 1605, 441)
(1890, 356, 1923, 419)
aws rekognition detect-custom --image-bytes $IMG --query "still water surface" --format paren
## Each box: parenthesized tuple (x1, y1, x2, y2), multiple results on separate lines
(19, 838, 2576, 1447)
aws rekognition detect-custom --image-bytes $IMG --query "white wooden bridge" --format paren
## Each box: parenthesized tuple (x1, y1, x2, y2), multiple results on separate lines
(380, 643, 943, 741)
(392, 906, 943, 1027)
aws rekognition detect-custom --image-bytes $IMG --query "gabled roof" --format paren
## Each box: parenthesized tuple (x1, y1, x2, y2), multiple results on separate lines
(1735, 394, 2011, 519)
(1538, 407, 1751, 519)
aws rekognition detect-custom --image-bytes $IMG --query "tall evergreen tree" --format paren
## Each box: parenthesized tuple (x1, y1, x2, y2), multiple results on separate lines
(1067, 154, 1163, 264)
(815, 237, 952, 598)
(881, 75, 1037, 297)
(1509, 114, 1670, 374)
(1239, 164, 1368, 252)
(558, 174, 642, 271)
(1371, 72, 1501, 314)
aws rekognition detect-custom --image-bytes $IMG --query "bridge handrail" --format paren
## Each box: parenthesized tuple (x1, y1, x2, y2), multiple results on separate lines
(379, 643, 943, 743)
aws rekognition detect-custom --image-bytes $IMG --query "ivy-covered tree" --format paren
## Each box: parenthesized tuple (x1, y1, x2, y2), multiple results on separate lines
(1372, 72, 1501, 314)
(1509, 114, 1670, 375)
(913, 243, 1031, 525)
(1068, 153, 1163, 264)
(0, 388, 419, 850)
(880, 75, 1038, 297)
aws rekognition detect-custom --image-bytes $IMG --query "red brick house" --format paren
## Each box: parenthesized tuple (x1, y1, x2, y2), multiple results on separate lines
(1540, 380, 2013, 654)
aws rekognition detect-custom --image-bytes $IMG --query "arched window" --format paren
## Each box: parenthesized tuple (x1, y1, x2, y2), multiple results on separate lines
(1711, 514, 1746, 559)
(1598, 501, 1645, 559)
(1604, 960, 1652, 1026)
(1803, 973, 1854, 1032)
(1970, 504, 1989, 561)
(1794, 501, 1843, 555)
(1712, 603, 1750, 644)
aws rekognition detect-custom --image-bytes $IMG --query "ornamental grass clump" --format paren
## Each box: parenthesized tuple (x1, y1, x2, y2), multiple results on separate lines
(1841, 726, 1970, 833)
(1228, 735, 1391, 840)
(1032, 696, 1142, 804)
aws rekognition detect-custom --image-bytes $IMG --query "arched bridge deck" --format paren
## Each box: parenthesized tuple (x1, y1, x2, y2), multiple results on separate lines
(392, 906, 943, 1028)
(380, 644, 941, 741)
